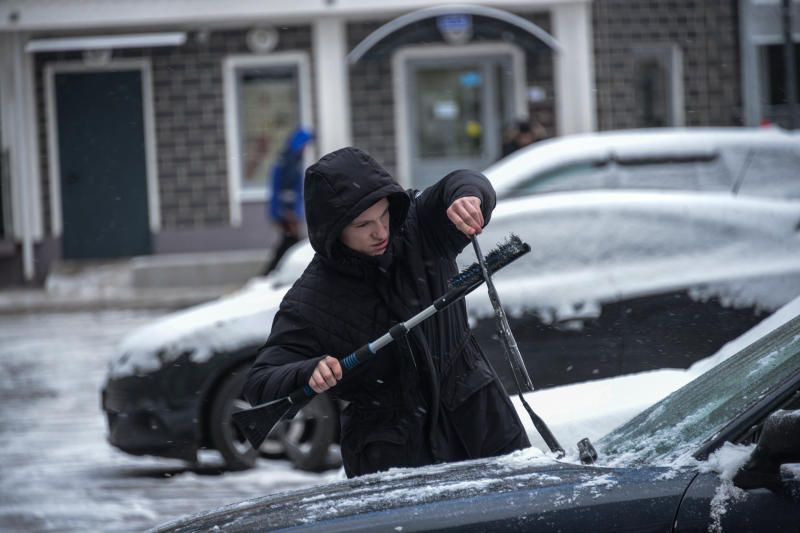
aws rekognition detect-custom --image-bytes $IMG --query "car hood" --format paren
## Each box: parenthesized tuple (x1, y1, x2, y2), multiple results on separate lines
(151, 448, 695, 532)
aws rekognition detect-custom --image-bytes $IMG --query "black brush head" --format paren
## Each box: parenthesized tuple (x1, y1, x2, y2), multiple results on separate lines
(231, 397, 292, 449)
(450, 234, 530, 288)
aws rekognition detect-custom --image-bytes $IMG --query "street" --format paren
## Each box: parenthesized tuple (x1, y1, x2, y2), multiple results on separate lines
(0, 311, 337, 532)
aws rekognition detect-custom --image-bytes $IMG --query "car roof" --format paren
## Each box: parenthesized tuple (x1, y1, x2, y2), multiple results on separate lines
(484, 127, 800, 195)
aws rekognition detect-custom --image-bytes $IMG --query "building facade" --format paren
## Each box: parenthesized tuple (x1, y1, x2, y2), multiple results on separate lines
(0, 0, 795, 285)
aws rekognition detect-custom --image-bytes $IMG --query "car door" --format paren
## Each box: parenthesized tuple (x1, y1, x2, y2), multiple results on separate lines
(606, 197, 797, 376)
(674, 471, 800, 532)
(466, 198, 624, 392)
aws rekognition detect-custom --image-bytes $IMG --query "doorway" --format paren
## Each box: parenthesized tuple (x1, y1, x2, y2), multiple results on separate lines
(51, 67, 153, 259)
(398, 46, 524, 188)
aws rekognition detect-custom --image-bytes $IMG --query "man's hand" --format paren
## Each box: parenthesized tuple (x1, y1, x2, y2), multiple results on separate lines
(309, 355, 343, 393)
(447, 196, 484, 236)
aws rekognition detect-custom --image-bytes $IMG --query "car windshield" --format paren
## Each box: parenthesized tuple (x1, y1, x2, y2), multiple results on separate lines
(598, 314, 800, 467)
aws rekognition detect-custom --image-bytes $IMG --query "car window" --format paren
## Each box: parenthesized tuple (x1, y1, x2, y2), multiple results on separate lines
(735, 146, 800, 200)
(599, 314, 800, 466)
(614, 154, 732, 192)
(506, 160, 613, 196)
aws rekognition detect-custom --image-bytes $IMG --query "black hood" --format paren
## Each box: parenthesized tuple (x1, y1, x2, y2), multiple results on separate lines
(304, 147, 409, 260)
(149, 455, 696, 532)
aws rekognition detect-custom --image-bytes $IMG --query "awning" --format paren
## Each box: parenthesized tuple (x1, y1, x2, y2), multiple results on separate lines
(25, 32, 186, 53)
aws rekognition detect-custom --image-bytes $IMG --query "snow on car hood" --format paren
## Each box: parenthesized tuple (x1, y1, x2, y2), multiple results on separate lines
(149, 446, 695, 533)
(108, 279, 289, 379)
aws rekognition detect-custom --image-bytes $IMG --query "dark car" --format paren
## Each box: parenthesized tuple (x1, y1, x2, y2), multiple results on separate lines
(102, 190, 800, 472)
(151, 312, 800, 532)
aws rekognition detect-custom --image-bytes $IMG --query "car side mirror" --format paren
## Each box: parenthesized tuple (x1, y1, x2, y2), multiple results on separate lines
(733, 409, 800, 495)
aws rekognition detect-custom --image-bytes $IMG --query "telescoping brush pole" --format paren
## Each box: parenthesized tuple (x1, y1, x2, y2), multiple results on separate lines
(233, 235, 531, 450)
(472, 235, 565, 458)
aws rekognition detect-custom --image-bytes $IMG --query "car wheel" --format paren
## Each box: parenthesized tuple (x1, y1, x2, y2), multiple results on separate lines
(278, 393, 340, 472)
(208, 365, 284, 470)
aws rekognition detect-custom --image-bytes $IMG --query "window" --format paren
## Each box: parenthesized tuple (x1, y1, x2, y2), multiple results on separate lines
(508, 160, 612, 196)
(736, 146, 800, 200)
(614, 155, 731, 192)
(223, 53, 311, 222)
(632, 45, 684, 127)
(238, 65, 300, 194)
(762, 43, 800, 107)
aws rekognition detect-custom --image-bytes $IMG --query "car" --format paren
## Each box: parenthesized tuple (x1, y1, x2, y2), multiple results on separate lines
(484, 127, 800, 201)
(150, 307, 800, 532)
(101, 188, 800, 473)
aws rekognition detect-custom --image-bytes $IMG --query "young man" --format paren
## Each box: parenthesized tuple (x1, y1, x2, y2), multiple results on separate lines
(245, 147, 529, 477)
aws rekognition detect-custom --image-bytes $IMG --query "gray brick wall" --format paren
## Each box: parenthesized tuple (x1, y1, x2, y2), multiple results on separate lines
(593, 0, 742, 130)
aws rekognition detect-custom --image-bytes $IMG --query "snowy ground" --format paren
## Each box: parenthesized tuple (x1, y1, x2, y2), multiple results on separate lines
(0, 311, 337, 533)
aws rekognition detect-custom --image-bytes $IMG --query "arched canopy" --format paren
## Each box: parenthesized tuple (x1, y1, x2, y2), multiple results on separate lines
(347, 4, 561, 65)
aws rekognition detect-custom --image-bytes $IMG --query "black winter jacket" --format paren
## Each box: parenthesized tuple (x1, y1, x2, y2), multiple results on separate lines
(245, 147, 529, 477)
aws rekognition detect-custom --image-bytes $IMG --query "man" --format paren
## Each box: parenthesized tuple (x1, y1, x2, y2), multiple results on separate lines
(245, 147, 529, 477)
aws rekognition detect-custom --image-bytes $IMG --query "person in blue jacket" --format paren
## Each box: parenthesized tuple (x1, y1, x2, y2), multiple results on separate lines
(263, 127, 314, 275)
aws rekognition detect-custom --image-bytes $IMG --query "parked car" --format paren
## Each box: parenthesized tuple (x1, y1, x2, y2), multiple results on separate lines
(485, 127, 800, 201)
(151, 311, 800, 532)
(101, 189, 800, 472)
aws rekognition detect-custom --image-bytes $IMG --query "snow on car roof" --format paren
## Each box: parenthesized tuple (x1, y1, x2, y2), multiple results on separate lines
(484, 127, 800, 195)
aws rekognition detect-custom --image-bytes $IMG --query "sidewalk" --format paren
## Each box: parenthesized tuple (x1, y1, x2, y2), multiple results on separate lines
(0, 251, 266, 314)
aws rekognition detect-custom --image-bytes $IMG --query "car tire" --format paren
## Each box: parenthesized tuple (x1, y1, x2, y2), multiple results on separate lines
(277, 393, 340, 472)
(208, 365, 284, 471)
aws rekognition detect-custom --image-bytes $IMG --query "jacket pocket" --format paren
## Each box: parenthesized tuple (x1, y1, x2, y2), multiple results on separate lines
(441, 337, 527, 457)
(340, 410, 411, 477)
(441, 336, 494, 410)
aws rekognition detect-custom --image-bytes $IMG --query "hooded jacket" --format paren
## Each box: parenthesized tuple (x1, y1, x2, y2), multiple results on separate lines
(245, 147, 529, 477)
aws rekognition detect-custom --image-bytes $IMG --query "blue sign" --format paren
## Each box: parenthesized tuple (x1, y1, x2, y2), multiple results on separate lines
(437, 14, 473, 44)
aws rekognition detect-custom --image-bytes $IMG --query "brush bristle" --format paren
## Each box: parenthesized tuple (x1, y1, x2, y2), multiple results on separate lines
(450, 234, 530, 288)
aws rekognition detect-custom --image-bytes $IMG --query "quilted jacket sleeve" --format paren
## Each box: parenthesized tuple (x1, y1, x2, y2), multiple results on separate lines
(244, 300, 324, 405)
(412, 169, 497, 259)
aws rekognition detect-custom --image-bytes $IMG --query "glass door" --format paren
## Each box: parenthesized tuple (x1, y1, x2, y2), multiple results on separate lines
(407, 55, 512, 188)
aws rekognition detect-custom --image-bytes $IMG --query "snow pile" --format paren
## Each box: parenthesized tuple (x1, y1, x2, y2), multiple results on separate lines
(512, 368, 692, 453)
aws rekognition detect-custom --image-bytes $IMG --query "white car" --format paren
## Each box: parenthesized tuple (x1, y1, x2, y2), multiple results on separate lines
(485, 127, 800, 200)
(102, 188, 800, 472)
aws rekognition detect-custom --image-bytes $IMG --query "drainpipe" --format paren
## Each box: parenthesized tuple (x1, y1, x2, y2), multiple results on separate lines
(11, 34, 36, 282)
(783, 0, 798, 129)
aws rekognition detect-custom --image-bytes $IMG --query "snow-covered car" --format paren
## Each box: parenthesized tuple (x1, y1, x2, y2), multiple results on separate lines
(101, 190, 800, 472)
(484, 127, 800, 200)
(150, 309, 800, 532)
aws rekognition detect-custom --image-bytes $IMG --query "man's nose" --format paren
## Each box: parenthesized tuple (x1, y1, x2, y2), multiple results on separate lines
(374, 222, 388, 240)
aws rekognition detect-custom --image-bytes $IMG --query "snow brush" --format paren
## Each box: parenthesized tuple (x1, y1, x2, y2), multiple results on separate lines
(472, 235, 566, 459)
(232, 235, 531, 450)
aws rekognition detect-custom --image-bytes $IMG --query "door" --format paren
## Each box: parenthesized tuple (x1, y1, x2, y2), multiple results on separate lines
(407, 55, 513, 188)
(55, 69, 151, 259)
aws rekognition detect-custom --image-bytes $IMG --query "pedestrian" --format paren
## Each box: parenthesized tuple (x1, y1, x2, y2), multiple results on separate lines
(263, 127, 314, 276)
(501, 118, 546, 158)
(245, 147, 530, 477)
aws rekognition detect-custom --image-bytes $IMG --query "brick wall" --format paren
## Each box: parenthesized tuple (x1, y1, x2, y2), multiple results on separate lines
(593, 0, 742, 130)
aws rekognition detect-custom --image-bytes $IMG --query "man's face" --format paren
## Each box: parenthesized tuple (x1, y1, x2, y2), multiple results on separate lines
(340, 198, 390, 256)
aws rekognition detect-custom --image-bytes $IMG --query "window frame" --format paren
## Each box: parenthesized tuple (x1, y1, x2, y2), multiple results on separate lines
(223, 52, 313, 226)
